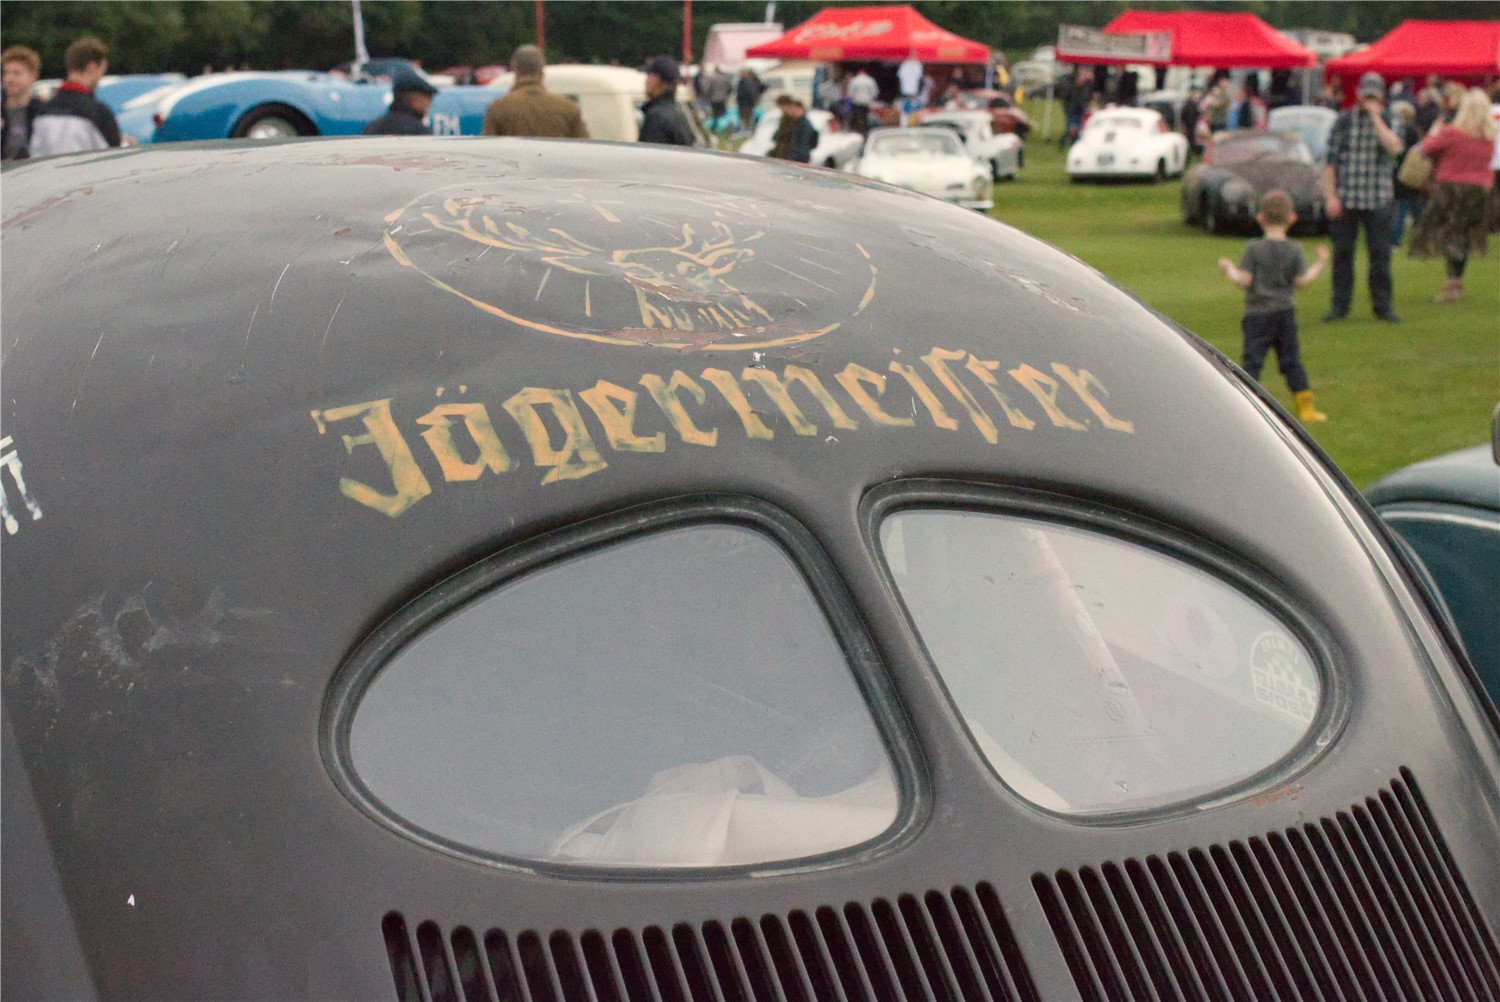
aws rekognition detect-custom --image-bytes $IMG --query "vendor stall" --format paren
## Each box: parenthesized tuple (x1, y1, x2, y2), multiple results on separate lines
(745, 5, 988, 64)
(1325, 19, 1500, 98)
(1098, 11, 1317, 70)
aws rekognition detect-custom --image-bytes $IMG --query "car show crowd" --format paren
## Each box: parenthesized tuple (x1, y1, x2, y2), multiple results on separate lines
(4, 20, 1498, 359)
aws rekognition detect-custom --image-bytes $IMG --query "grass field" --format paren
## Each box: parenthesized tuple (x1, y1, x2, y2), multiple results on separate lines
(989, 104, 1498, 488)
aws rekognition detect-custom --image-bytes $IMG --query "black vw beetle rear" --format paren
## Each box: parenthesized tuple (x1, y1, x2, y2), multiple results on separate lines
(3, 139, 1498, 1001)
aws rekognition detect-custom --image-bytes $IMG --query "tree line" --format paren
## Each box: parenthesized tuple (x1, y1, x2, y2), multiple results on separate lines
(2, 1, 1493, 77)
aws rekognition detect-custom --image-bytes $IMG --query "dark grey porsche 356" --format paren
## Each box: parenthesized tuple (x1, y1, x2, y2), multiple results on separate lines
(1181, 129, 1326, 235)
(3, 138, 1498, 1001)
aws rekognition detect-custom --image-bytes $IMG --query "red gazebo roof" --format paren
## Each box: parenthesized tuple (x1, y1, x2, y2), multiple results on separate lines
(1099, 11, 1316, 69)
(745, 5, 989, 64)
(1326, 20, 1500, 81)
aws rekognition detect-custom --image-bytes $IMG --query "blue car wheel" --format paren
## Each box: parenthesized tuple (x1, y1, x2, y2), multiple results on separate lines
(232, 103, 315, 139)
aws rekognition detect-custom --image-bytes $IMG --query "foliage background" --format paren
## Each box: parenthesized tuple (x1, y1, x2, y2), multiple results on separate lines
(4, 1, 1499, 75)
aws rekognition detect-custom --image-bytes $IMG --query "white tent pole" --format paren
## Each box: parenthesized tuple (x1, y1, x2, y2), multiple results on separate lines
(352, 0, 370, 66)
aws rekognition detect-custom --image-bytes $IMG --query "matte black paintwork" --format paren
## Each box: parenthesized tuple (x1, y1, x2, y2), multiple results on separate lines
(2, 138, 1497, 999)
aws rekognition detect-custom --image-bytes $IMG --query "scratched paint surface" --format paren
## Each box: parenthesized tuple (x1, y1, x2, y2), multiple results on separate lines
(1, 139, 1483, 1002)
(383, 181, 879, 351)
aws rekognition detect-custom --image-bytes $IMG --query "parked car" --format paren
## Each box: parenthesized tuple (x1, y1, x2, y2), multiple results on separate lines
(923, 88, 1032, 138)
(1011, 58, 1066, 98)
(916, 110, 1022, 181)
(1367, 435, 1500, 708)
(141, 64, 702, 146)
(33, 72, 186, 109)
(1065, 107, 1188, 182)
(755, 59, 819, 110)
(35, 73, 187, 145)
(736, 108, 863, 169)
(438, 64, 506, 86)
(1266, 105, 1338, 163)
(4, 137, 1499, 1002)
(145, 66, 497, 140)
(1181, 129, 1324, 234)
(853, 126, 993, 210)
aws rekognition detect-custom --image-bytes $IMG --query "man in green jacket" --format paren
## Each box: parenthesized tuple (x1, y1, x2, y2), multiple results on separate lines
(769, 95, 819, 164)
(483, 45, 588, 139)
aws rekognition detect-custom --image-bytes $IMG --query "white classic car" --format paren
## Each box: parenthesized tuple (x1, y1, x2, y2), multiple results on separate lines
(916, 110, 1023, 181)
(737, 108, 864, 169)
(852, 127, 994, 211)
(1066, 107, 1188, 182)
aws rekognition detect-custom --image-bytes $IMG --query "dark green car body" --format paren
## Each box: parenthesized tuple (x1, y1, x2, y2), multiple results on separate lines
(1368, 443, 1500, 708)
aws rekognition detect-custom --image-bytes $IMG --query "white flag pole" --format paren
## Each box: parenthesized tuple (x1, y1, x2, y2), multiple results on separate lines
(352, 0, 371, 66)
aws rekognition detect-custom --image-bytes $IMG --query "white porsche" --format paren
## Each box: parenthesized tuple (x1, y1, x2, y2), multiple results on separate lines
(852, 127, 994, 211)
(1066, 107, 1188, 182)
(917, 110, 1023, 181)
(738, 108, 865, 170)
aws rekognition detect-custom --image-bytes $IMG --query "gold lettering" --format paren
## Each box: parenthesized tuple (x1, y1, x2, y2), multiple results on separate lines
(835, 363, 915, 427)
(963, 355, 1036, 430)
(502, 387, 609, 483)
(700, 368, 775, 440)
(1051, 364, 1135, 433)
(1008, 364, 1087, 430)
(921, 348, 998, 444)
(578, 380, 667, 452)
(311, 399, 432, 517)
(639, 371, 719, 447)
(889, 362, 958, 430)
(415, 402, 513, 481)
(740, 365, 859, 437)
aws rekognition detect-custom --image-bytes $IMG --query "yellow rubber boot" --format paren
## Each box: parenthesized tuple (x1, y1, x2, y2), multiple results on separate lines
(1295, 390, 1327, 423)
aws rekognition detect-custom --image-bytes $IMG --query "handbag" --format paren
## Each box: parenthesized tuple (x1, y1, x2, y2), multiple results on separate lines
(1397, 145, 1434, 190)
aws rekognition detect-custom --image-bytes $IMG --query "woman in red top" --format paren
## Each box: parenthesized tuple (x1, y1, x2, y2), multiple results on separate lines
(1407, 87, 1498, 302)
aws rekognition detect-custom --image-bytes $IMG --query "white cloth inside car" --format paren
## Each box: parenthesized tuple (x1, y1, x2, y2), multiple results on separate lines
(548, 755, 897, 867)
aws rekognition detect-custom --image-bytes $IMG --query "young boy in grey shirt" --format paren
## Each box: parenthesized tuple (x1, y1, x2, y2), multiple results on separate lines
(1217, 189, 1331, 423)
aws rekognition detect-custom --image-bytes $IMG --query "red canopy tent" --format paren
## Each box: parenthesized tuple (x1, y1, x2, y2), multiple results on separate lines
(1095, 11, 1316, 69)
(745, 5, 989, 64)
(1325, 20, 1500, 89)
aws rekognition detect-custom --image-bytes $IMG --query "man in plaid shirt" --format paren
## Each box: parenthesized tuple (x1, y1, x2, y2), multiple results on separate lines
(1320, 72, 1404, 323)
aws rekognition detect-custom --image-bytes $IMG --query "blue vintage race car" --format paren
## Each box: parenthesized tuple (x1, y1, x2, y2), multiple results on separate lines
(35, 73, 186, 145)
(143, 64, 498, 142)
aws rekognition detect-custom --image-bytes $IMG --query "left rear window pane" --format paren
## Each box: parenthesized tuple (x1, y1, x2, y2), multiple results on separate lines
(349, 523, 898, 868)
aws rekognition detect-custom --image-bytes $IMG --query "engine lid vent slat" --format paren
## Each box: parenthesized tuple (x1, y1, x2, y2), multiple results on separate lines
(384, 883, 1036, 1002)
(1037, 772, 1500, 1002)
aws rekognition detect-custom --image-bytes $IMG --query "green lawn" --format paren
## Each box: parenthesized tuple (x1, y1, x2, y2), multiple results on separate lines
(991, 104, 1499, 488)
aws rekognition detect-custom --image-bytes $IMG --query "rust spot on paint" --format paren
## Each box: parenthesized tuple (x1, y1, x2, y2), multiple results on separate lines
(326, 154, 453, 172)
(333, 226, 352, 237)
(1250, 783, 1303, 807)
(2, 194, 69, 231)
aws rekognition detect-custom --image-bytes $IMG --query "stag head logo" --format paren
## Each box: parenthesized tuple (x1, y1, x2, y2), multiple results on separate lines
(383, 181, 878, 352)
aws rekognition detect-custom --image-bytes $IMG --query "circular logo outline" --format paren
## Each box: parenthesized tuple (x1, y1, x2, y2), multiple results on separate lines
(383, 181, 879, 352)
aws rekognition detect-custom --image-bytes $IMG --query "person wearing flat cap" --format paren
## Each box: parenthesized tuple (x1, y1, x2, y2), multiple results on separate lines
(1320, 71, 1405, 323)
(363, 70, 437, 135)
(639, 55, 696, 146)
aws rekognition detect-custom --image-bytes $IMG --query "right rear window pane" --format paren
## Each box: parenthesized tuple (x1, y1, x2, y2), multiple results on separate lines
(880, 509, 1322, 815)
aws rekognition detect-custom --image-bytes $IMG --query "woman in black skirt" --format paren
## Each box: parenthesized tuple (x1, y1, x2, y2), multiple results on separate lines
(1407, 87, 1497, 303)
